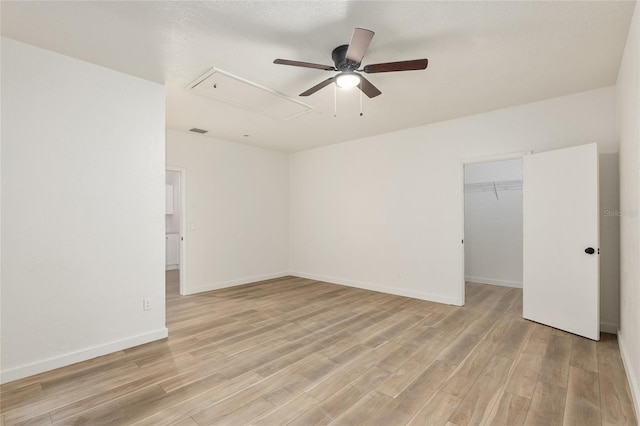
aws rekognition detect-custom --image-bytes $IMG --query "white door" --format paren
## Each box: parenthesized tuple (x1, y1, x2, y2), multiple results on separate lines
(523, 143, 599, 340)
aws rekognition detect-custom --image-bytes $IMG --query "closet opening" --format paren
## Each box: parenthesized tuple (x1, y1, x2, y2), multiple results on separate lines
(463, 158, 523, 304)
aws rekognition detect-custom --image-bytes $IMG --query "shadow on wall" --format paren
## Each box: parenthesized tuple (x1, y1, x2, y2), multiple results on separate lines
(599, 153, 620, 332)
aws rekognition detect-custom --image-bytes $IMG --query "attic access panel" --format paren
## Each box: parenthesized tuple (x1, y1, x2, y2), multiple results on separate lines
(187, 68, 315, 120)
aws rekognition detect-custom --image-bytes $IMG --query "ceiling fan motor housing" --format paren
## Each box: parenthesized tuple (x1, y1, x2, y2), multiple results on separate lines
(332, 45, 360, 71)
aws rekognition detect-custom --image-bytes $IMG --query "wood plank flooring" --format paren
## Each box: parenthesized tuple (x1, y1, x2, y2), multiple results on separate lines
(1, 272, 637, 425)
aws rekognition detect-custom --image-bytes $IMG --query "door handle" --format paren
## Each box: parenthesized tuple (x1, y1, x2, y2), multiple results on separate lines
(585, 247, 595, 255)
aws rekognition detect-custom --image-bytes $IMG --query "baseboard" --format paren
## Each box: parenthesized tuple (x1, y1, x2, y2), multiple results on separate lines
(465, 275, 522, 288)
(617, 328, 640, 420)
(289, 271, 459, 305)
(0, 328, 168, 384)
(186, 271, 290, 295)
(600, 321, 618, 334)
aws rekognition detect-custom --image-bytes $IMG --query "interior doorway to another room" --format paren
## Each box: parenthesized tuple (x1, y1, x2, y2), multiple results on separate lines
(463, 159, 523, 296)
(165, 168, 186, 296)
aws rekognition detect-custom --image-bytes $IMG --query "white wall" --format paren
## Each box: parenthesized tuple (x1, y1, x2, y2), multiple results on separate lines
(166, 129, 289, 294)
(464, 160, 523, 288)
(0, 38, 167, 383)
(290, 87, 619, 313)
(617, 2, 640, 416)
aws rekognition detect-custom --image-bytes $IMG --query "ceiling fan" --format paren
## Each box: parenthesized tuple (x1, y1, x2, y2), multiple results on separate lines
(273, 28, 428, 98)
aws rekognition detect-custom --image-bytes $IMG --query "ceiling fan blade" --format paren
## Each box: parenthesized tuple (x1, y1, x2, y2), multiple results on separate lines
(357, 75, 382, 98)
(363, 59, 428, 73)
(300, 76, 336, 96)
(274, 59, 336, 71)
(345, 28, 375, 64)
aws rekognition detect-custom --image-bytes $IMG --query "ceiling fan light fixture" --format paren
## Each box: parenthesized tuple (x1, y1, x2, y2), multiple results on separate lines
(335, 72, 361, 89)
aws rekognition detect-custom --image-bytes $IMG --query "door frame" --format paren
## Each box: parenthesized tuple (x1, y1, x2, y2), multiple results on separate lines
(459, 151, 531, 306)
(166, 165, 187, 296)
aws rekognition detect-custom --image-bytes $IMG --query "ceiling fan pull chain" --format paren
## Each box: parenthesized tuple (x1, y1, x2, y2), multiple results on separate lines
(360, 87, 363, 116)
(334, 84, 337, 117)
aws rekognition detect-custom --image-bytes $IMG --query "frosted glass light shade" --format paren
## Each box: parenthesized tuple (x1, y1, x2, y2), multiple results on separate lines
(335, 72, 361, 89)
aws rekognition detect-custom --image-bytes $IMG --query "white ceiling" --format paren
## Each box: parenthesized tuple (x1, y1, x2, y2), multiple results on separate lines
(1, 1, 635, 152)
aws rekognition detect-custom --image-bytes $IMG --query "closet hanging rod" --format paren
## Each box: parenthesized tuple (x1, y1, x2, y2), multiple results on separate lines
(464, 179, 522, 193)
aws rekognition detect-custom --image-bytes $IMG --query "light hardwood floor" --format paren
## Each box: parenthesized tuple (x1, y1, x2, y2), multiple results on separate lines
(1, 272, 637, 425)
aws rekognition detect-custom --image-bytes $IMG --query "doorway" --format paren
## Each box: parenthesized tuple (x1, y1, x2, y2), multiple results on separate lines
(464, 159, 523, 290)
(165, 167, 187, 296)
(460, 145, 600, 340)
(459, 152, 528, 306)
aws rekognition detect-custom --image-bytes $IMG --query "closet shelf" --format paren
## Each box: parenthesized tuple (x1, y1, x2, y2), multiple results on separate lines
(464, 179, 522, 193)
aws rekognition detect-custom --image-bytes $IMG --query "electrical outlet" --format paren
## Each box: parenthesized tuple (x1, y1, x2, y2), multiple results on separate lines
(143, 298, 151, 311)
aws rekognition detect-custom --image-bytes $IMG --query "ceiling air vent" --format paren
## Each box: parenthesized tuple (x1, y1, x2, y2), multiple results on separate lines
(189, 128, 208, 134)
(187, 68, 315, 120)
